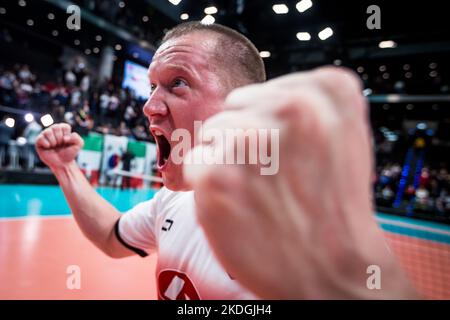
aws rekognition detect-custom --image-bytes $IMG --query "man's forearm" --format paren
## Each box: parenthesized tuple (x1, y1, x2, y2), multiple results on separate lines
(53, 161, 121, 254)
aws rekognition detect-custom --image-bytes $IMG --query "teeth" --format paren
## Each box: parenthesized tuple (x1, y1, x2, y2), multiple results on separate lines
(154, 130, 163, 136)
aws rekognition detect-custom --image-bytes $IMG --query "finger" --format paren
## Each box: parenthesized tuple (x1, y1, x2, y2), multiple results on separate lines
(35, 134, 50, 149)
(43, 129, 57, 147)
(60, 123, 72, 137)
(52, 124, 64, 145)
(64, 132, 84, 147)
(310, 67, 367, 121)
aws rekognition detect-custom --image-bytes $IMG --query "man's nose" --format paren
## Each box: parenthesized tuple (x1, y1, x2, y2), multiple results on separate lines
(143, 90, 168, 118)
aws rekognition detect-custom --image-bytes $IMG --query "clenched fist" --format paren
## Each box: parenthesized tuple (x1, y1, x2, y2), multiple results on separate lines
(185, 67, 416, 299)
(36, 123, 84, 170)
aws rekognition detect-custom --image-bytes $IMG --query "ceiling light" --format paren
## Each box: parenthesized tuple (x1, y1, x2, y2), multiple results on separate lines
(259, 51, 271, 58)
(74, 39, 80, 45)
(17, 137, 27, 145)
(296, 0, 312, 13)
(180, 13, 189, 20)
(26, 19, 34, 26)
(204, 6, 218, 15)
(85, 49, 91, 55)
(296, 32, 311, 41)
(318, 27, 333, 40)
(168, 0, 182, 5)
(41, 114, 54, 127)
(201, 15, 215, 25)
(18, 0, 26, 7)
(5, 117, 15, 128)
(52, 30, 58, 36)
(0, 8, 6, 14)
(93, 47, 100, 54)
(142, 16, 149, 22)
(115, 44, 122, 50)
(24, 113, 34, 123)
(273, 4, 289, 14)
(47, 13, 55, 20)
(379, 40, 397, 49)
(95, 35, 102, 41)
(118, 1, 125, 8)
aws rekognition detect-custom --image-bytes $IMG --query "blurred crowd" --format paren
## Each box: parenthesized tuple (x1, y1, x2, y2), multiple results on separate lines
(375, 163, 450, 216)
(75, 0, 161, 44)
(0, 62, 152, 141)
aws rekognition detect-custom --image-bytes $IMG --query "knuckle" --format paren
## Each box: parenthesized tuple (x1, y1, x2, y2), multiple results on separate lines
(225, 84, 259, 107)
(314, 66, 362, 94)
(225, 87, 245, 106)
(197, 165, 224, 190)
(61, 123, 71, 131)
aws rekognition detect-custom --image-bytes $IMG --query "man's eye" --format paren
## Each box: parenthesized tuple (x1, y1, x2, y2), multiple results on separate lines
(150, 84, 156, 95)
(172, 78, 188, 88)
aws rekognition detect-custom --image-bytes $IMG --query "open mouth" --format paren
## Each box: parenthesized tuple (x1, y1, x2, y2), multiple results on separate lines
(153, 130, 172, 169)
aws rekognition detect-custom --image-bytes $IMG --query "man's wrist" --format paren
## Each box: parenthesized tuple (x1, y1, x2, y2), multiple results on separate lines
(51, 161, 79, 181)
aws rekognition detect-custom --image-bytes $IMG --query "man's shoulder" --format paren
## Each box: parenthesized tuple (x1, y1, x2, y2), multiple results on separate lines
(156, 187, 194, 204)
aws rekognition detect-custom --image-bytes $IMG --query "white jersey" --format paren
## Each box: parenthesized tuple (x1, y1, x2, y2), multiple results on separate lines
(117, 187, 256, 300)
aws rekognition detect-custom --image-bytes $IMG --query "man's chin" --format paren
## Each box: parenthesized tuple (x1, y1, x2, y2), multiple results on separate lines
(162, 172, 193, 192)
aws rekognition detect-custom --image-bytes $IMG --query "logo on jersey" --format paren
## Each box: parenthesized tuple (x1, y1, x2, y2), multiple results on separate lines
(162, 219, 174, 231)
(158, 270, 200, 300)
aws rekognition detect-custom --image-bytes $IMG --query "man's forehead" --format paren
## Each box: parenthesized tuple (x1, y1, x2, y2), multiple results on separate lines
(151, 32, 217, 65)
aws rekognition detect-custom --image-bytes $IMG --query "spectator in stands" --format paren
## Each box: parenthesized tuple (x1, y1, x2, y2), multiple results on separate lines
(124, 102, 137, 128)
(64, 69, 77, 87)
(99, 90, 110, 124)
(23, 119, 42, 170)
(120, 150, 134, 190)
(17, 65, 33, 83)
(0, 115, 14, 167)
(405, 184, 416, 202)
(108, 94, 120, 126)
(436, 189, 450, 215)
(53, 87, 69, 107)
(419, 167, 430, 187)
(74, 101, 94, 136)
(53, 105, 66, 124)
(70, 88, 82, 109)
(132, 125, 147, 141)
(0, 71, 16, 106)
(415, 186, 430, 207)
(118, 121, 131, 138)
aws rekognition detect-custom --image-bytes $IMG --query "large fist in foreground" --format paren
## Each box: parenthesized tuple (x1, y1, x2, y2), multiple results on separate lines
(185, 67, 417, 299)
